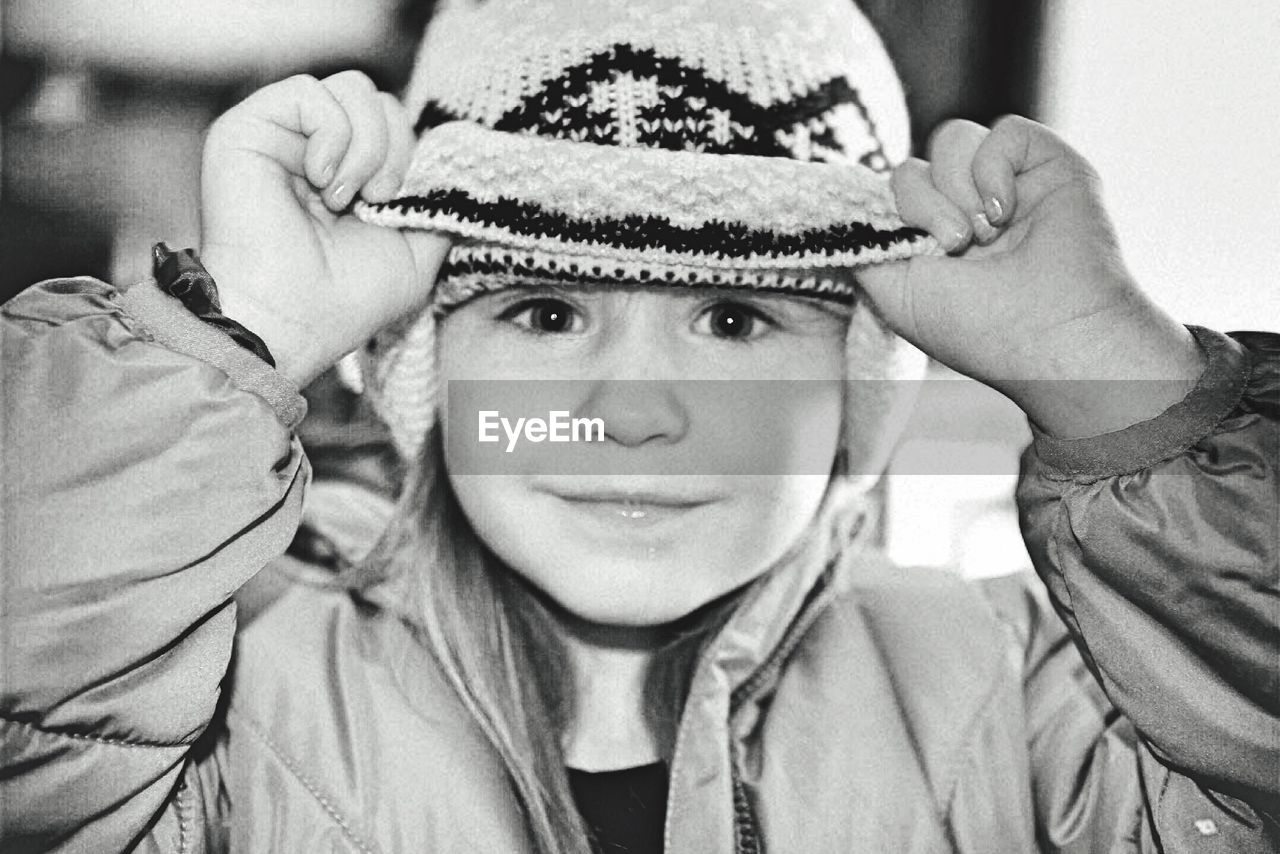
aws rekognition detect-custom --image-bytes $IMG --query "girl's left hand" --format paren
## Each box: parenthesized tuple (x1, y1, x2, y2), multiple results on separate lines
(857, 115, 1206, 438)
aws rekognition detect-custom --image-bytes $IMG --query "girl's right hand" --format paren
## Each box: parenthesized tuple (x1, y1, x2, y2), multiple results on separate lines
(200, 71, 450, 388)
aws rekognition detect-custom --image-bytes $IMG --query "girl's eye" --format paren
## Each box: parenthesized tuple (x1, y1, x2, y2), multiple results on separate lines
(499, 298, 582, 334)
(696, 301, 772, 341)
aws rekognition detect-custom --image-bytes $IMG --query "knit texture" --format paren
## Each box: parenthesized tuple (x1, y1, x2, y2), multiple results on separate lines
(347, 0, 938, 468)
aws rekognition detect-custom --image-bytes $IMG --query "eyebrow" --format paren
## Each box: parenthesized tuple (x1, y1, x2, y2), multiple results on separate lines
(494, 283, 605, 300)
(724, 290, 856, 319)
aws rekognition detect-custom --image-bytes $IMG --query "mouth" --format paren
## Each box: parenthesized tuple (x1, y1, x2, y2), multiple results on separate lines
(538, 484, 722, 527)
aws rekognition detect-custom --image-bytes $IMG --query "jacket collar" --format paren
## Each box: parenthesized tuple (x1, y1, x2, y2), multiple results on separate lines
(663, 479, 872, 852)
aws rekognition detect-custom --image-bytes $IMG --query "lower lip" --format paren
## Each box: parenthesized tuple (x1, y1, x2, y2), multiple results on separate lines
(555, 497, 708, 528)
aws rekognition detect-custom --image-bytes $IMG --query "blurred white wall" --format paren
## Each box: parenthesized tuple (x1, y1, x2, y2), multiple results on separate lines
(884, 371, 1032, 575)
(1043, 1, 1280, 333)
(887, 3, 1279, 577)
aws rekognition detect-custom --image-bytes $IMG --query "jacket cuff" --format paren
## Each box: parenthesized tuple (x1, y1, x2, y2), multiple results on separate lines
(117, 279, 307, 429)
(1029, 326, 1250, 479)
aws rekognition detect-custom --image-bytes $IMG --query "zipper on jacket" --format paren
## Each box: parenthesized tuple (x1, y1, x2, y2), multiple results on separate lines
(724, 564, 839, 854)
(731, 772, 763, 854)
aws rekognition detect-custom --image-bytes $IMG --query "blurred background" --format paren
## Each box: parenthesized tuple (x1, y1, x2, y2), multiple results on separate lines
(3, 0, 1276, 574)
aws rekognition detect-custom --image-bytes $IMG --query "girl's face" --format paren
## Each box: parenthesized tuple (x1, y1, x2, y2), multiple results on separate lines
(436, 285, 850, 627)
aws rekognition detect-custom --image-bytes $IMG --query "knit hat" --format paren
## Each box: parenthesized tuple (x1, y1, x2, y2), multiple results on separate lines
(346, 0, 938, 474)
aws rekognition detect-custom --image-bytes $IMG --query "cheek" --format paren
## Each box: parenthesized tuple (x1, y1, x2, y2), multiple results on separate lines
(445, 473, 532, 567)
(722, 475, 834, 572)
(697, 377, 844, 475)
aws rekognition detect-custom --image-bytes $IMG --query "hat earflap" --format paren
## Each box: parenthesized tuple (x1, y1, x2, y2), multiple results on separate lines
(839, 303, 927, 487)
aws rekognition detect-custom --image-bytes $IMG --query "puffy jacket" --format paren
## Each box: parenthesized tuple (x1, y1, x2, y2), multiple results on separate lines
(2, 277, 1277, 853)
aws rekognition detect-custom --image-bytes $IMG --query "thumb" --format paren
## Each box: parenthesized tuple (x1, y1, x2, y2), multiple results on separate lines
(405, 230, 453, 281)
(400, 229, 455, 312)
(853, 258, 918, 341)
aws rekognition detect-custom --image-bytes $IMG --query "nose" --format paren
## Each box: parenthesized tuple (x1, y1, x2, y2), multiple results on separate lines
(580, 379, 688, 447)
(575, 309, 689, 448)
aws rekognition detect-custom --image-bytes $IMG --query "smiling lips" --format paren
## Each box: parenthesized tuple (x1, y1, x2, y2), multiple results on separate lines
(543, 487, 720, 526)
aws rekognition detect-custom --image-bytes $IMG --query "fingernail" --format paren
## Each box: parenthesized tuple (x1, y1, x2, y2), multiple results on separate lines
(985, 195, 1005, 224)
(972, 212, 998, 244)
(320, 162, 336, 187)
(329, 182, 350, 207)
(944, 223, 970, 253)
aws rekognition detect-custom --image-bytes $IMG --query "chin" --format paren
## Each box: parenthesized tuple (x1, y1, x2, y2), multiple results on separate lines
(533, 561, 733, 629)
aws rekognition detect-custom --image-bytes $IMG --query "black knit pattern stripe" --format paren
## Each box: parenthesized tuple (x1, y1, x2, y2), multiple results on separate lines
(436, 258, 860, 306)
(367, 188, 927, 261)
(415, 45, 890, 170)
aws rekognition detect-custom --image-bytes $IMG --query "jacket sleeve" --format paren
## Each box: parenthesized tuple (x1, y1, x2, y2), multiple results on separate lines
(0, 277, 309, 852)
(1014, 325, 1280, 852)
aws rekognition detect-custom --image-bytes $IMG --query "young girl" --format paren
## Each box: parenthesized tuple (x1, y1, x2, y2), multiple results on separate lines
(3, 1, 1276, 852)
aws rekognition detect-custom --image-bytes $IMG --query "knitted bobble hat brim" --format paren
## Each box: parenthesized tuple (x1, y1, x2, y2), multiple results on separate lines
(355, 121, 939, 309)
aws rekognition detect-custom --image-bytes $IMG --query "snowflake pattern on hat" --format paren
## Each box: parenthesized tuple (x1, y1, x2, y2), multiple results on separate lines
(413, 44, 891, 172)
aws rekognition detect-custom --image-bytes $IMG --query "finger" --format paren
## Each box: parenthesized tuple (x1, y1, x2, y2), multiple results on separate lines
(362, 93, 415, 203)
(891, 157, 972, 254)
(320, 70, 388, 211)
(975, 115, 1091, 218)
(928, 119, 1000, 244)
(970, 118, 1021, 226)
(214, 74, 352, 190)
